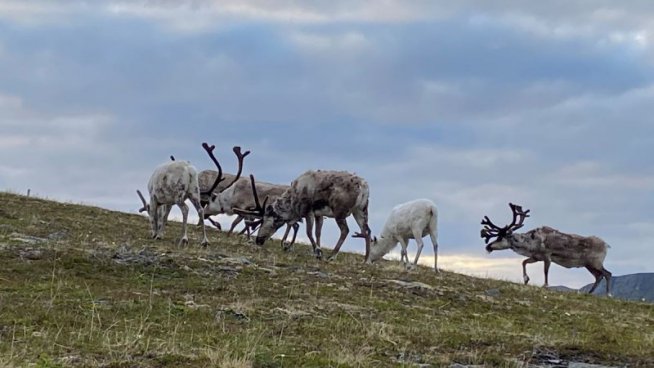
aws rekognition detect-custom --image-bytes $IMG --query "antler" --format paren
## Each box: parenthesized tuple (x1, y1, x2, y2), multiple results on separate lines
(507, 203, 530, 233)
(480, 203, 531, 243)
(218, 146, 251, 193)
(201, 142, 223, 196)
(232, 174, 268, 218)
(480, 215, 503, 243)
(169, 155, 175, 161)
(136, 189, 149, 213)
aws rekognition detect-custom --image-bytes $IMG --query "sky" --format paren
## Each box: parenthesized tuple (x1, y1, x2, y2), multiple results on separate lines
(1, 1, 653, 288)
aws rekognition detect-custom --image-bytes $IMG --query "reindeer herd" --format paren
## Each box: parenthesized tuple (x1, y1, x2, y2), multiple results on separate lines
(137, 143, 613, 296)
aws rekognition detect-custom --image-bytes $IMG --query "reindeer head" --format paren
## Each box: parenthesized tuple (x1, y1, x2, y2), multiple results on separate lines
(233, 174, 286, 245)
(481, 203, 530, 252)
(201, 143, 250, 215)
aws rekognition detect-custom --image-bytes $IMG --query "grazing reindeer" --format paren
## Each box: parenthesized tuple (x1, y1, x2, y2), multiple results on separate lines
(136, 143, 248, 246)
(139, 159, 209, 246)
(235, 170, 371, 261)
(362, 199, 439, 272)
(481, 203, 612, 296)
(204, 176, 300, 248)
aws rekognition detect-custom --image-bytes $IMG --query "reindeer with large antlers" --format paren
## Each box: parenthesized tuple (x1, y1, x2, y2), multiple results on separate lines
(136, 143, 249, 246)
(234, 170, 371, 261)
(481, 203, 612, 296)
(203, 175, 300, 248)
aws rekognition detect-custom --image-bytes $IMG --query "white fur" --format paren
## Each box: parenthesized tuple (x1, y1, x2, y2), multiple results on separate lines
(146, 160, 208, 247)
(368, 199, 439, 272)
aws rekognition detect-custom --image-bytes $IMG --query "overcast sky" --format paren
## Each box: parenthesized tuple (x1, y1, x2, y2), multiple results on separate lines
(1, 1, 653, 288)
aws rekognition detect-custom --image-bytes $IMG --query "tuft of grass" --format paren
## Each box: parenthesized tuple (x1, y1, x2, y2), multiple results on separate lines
(0, 191, 653, 367)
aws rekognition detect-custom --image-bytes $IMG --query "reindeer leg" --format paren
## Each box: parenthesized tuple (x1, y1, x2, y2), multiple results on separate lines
(429, 230, 439, 273)
(398, 237, 409, 269)
(281, 224, 292, 250)
(178, 202, 190, 247)
(189, 196, 208, 247)
(543, 258, 551, 288)
(228, 216, 244, 235)
(327, 218, 349, 261)
(161, 205, 172, 235)
(352, 207, 371, 263)
(290, 223, 299, 246)
(585, 266, 604, 294)
(206, 217, 222, 230)
(149, 199, 160, 239)
(305, 215, 320, 259)
(522, 257, 537, 285)
(411, 227, 425, 270)
(315, 215, 324, 249)
(601, 267, 612, 297)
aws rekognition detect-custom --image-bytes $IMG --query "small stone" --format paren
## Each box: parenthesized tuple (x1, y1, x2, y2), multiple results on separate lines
(19, 249, 43, 260)
(387, 279, 434, 290)
(484, 288, 501, 297)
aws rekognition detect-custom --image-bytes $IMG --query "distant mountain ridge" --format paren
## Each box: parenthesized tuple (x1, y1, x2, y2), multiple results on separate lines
(553, 273, 654, 302)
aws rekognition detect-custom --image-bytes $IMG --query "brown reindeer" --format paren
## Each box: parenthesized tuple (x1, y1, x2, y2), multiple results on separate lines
(481, 203, 612, 296)
(234, 170, 371, 261)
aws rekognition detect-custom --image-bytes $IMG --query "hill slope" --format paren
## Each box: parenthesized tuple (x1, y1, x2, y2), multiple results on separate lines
(0, 192, 652, 367)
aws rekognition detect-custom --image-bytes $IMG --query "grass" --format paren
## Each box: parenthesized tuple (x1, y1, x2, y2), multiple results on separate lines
(0, 191, 652, 367)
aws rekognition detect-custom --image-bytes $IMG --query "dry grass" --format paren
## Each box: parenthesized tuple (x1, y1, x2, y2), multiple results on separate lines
(0, 191, 653, 367)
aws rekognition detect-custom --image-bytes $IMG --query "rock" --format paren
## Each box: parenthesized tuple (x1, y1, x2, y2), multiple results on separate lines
(216, 308, 250, 322)
(387, 279, 434, 290)
(307, 271, 330, 278)
(48, 230, 68, 240)
(19, 249, 43, 260)
(221, 256, 253, 266)
(485, 288, 501, 298)
(10, 233, 48, 244)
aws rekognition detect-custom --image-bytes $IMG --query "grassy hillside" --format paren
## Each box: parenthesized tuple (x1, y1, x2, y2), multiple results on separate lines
(0, 192, 652, 367)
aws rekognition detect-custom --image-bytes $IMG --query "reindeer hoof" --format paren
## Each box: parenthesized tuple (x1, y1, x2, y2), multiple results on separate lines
(523, 275, 530, 285)
(282, 241, 292, 252)
(178, 238, 189, 247)
(314, 249, 323, 260)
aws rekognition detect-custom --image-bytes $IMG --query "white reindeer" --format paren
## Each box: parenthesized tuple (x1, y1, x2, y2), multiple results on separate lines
(139, 160, 208, 246)
(481, 203, 612, 296)
(363, 199, 439, 272)
(235, 170, 371, 261)
(136, 143, 248, 246)
(203, 175, 300, 248)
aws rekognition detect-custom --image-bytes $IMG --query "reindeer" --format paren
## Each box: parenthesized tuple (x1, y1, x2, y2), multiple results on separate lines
(234, 170, 371, 261)
(136, 143, 248, 246)
(203, 176, 300, 248)
(481, 203, 612, 296)
(363, 199, 439, 272)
